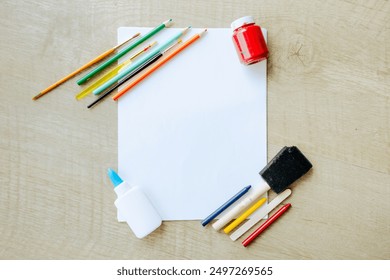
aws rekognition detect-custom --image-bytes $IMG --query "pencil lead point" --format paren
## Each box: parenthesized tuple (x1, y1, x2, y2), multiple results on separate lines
(199, 29, 208, 37)
(164, 19, 173, 27)
(182, 26, 191, 35)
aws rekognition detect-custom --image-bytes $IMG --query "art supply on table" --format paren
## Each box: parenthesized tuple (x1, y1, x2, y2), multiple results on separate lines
(87, 40, 182, 109)
(118, 27, 267, 220)
(87, 53, 161, 108)
(76, 41, 157, 100)
(32, 32, 141, 100)
(242, 203, 292, 247)
(230, 189, 291, 241)
(107, 168, 162, 238)
(211, 187, 266, 231)
(201, 185, 251, 227)
(93, 26, 191, 96)
(231, 16, 268, 65)
(223, 197, 267, 234)
(212, 146, 311, 231)
(112, 28, 207, 101)
(77, 19, 173, 85)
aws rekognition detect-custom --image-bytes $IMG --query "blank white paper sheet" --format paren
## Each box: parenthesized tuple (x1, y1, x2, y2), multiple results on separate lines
(118, 27, 267, 220)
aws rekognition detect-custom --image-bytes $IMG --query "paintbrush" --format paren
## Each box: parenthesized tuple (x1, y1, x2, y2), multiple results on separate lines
(212, 146, 312, 231)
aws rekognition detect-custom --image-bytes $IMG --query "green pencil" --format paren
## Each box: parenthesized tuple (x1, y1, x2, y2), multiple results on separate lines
(92, 27, 190, 96)
(76, 19, 173, 85)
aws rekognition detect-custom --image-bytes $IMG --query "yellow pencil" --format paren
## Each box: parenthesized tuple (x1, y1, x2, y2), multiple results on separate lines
(75, 41, 156, 100)
(223, 197, 267, 234)
(32, 32, 141, 100)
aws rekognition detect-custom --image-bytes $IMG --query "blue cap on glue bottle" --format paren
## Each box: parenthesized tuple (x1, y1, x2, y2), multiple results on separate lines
(107, 168, 162, 238)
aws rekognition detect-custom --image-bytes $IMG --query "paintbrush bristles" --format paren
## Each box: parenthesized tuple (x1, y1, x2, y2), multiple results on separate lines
(114, 32, 141, 49)
(32, 92, 44, 100)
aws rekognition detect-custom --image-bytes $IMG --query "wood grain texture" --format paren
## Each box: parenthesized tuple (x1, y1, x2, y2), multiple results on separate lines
(0, 0, 389, 259)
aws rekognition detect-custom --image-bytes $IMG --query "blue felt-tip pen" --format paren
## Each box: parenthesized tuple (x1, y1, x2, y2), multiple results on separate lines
(201, 185, 252, 226)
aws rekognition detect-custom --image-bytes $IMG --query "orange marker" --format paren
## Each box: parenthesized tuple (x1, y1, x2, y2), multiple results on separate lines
(32, 32, 140, 100)
(112, 29, 207, 101)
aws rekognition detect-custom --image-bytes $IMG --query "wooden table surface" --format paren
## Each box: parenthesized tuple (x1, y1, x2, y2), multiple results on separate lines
(1, 0, 389, 260)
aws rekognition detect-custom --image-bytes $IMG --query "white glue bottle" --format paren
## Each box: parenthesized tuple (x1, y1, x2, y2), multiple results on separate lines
(107, 168, 162, 238)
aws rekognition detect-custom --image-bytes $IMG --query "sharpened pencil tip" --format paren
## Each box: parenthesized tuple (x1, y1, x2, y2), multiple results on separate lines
(182, 26, 191, 35)
(164, 19, 173, 27)
(199, 28, 208, 37)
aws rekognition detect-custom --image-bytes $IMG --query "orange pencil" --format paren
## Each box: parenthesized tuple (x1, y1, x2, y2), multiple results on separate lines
(112, 29, 207, 101)
(32, 32, 141, 100)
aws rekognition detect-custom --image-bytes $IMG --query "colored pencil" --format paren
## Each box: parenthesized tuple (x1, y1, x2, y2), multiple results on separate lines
(112, 28, 207, 101)
(75, 41, 156, 100)
(92, 27, 190, 96)
(87, 53, 162, 109)
(32, 32, 140, 100)
(242, 203, 291, 247)
(87, 40, 181, 109)
(77, 19, 173, 85)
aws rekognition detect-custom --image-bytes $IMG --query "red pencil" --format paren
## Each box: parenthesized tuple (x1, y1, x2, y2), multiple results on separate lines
(242, 203, 291, 247)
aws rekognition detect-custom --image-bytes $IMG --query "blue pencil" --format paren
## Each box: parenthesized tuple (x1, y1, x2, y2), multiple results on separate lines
(201, 185, 251, 226)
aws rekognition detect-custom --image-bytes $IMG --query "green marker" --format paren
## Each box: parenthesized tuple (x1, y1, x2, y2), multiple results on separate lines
(77, 19, 173, 85)
(92, 26, 191, 96)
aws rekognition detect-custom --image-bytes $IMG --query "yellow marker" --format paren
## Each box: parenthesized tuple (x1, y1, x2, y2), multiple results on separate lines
(223, 197, 267, 234)
(75, 41, 157, 100)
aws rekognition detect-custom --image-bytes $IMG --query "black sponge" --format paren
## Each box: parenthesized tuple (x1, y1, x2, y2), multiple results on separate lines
(259, 146, 312, 193)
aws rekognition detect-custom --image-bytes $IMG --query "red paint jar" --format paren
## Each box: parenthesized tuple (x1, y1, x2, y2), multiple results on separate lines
(231, 16, 269, 65)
